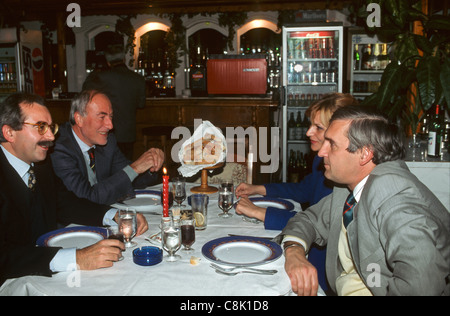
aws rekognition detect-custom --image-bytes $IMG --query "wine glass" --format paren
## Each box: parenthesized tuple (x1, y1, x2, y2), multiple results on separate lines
(161, 221, 181, 262)
(106, 226, 124, 261)
(118, 208, 137, 248)
(218, 186, 234, 218)
(180, 218, 195, 253)
(172, 177, 186, 209)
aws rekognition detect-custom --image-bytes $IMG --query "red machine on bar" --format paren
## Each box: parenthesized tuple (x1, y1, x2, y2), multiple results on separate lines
(207, 54, 267, 95)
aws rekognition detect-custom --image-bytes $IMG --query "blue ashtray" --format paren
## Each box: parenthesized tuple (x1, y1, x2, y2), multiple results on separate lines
(133, 246, 163, 266)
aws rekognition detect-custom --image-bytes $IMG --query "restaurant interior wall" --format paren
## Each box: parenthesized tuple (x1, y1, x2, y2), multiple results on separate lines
(20, 9, 349, 95)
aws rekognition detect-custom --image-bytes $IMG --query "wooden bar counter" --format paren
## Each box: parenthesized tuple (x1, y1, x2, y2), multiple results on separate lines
(46, 97, 279, 184)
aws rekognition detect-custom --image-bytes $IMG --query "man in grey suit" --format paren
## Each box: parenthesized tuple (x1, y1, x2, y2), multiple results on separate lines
(279, 106, 449, 296)
(51, 90, 164, 205)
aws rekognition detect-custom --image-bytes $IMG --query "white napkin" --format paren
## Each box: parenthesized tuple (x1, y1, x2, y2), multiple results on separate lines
(177, 120, 227, 177)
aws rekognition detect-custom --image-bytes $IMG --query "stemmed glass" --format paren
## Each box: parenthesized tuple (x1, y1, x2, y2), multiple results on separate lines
(180, 218, 195, 253)
(172, 177, 186, 209)
(161, 218, 181, 262)
(218, 185, 234, 218)
(118, 208, 137, 248)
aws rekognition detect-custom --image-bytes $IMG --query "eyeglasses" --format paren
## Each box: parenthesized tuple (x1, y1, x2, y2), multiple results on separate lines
(23, 121, 59, 135)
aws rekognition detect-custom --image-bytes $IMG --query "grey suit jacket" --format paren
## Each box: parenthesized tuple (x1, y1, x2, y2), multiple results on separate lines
(278, 160, 450, 296)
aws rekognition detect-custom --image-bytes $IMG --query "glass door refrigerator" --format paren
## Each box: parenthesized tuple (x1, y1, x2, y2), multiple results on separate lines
(349, 29, 391, 103)
(0, 28, 45, 102)
(281, 23, 343, 182)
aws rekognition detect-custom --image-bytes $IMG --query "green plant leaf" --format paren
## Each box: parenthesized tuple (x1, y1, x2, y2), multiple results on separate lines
(376, 62, 405, 114)
(417, 56, 440, 111)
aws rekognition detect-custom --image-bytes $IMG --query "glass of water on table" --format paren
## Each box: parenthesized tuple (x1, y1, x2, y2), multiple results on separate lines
(218, 182, 234, 218)
(118, 208, 137, 248)
(161, 217, 182, 262)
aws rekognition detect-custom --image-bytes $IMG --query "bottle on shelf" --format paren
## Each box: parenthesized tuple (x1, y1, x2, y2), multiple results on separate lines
(427, 104, 444, 157)
(288, 150, 299, 183)
(379, 43, 390, 69)
(353, 44, 361, 71)
(361, 44, 372, 70)
(295, 111, 302, 140)
(288, 112, 296, 140)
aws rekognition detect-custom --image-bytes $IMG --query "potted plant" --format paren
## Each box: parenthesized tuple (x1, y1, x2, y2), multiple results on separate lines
(348, 0, 450, 143)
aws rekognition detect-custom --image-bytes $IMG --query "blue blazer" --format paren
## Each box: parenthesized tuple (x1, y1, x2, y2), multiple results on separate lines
(263, 155, 333, 230)
(51, 122, 159, 205)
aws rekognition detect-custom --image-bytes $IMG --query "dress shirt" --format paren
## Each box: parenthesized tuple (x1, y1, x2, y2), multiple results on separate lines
(282, 175, 370, 295)
(0, 145, 117, 273)
(335, 176, 370, 296)
(71, 129, 139, 185)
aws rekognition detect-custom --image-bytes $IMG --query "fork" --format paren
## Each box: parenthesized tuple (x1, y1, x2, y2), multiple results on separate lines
(215, 269, 276, 276)
(210, 263, 277, 274)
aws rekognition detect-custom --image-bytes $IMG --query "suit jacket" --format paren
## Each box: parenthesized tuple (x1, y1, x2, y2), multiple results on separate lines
(51, 122, 158, 205)
(278, 160, 450, 296)
(0, 149, 109, 286)
(82, 64, 145, 143)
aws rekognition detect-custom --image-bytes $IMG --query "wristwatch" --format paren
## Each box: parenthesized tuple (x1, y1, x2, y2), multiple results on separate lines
(283, 242, 305, 256)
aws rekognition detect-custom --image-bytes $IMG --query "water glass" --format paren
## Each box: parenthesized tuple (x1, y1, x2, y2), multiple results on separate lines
(218, 186, 234, 218)
(172, 177, 186, 208)
(118, 208, 137, 248)
(191, 194, 208, 230)
(161, 217, 181, 262)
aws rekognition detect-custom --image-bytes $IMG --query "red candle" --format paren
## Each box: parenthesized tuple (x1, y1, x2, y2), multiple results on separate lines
(162, 167, 169, 217)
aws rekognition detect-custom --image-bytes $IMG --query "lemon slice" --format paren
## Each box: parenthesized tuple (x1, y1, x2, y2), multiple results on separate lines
(194, 212, 205, 227)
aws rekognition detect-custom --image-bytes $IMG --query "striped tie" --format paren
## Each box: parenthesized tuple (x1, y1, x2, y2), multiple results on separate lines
(343, 192, 356, 228)
(28, 165, 36, 191)
(88, 148, 96, 173)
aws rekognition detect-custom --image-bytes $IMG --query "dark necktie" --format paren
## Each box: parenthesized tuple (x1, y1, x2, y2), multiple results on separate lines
(28, 165, 36, 191)
(88, 148, 96, 173)
(343, 192, 357, 228)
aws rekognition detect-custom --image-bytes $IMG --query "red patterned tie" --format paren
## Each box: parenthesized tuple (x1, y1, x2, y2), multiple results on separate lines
(88, 148, 96, 173)
(343, 192, 356, 228)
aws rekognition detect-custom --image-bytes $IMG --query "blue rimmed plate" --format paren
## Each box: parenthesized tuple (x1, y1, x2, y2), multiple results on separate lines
(202, 236, 282, 267)
(36, 226, 107, 249)
(112, 189, 162, 212)
(246, 197, 294, 211)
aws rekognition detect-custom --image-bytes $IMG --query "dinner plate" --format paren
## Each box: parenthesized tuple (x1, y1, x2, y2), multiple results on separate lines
(36, 226, 107, 248)
(202, 236, 282, 266)
(112, 190, 162, 212)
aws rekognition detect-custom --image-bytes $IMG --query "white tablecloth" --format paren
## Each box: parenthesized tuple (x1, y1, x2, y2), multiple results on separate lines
(0, 183, 324, 296)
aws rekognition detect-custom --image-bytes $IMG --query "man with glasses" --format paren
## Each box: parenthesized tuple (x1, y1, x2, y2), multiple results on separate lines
(0, 92, 147, 286)
(50, 90, 164, 205)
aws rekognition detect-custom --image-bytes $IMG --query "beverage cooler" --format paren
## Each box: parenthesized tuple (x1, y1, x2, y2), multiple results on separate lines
(0, 28, 45, 102)
(281, 24, 343, 182)
(349, 30, 391, 102)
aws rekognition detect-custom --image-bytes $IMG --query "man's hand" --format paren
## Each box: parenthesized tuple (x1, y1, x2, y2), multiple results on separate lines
(130, 148, 165, 174)
(284, 243, 319, 296)
(235, 197, 266, 222)
(76, 239, 125, 270)
(235, 183, 266, 199)
(136, 212, 148, 236)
